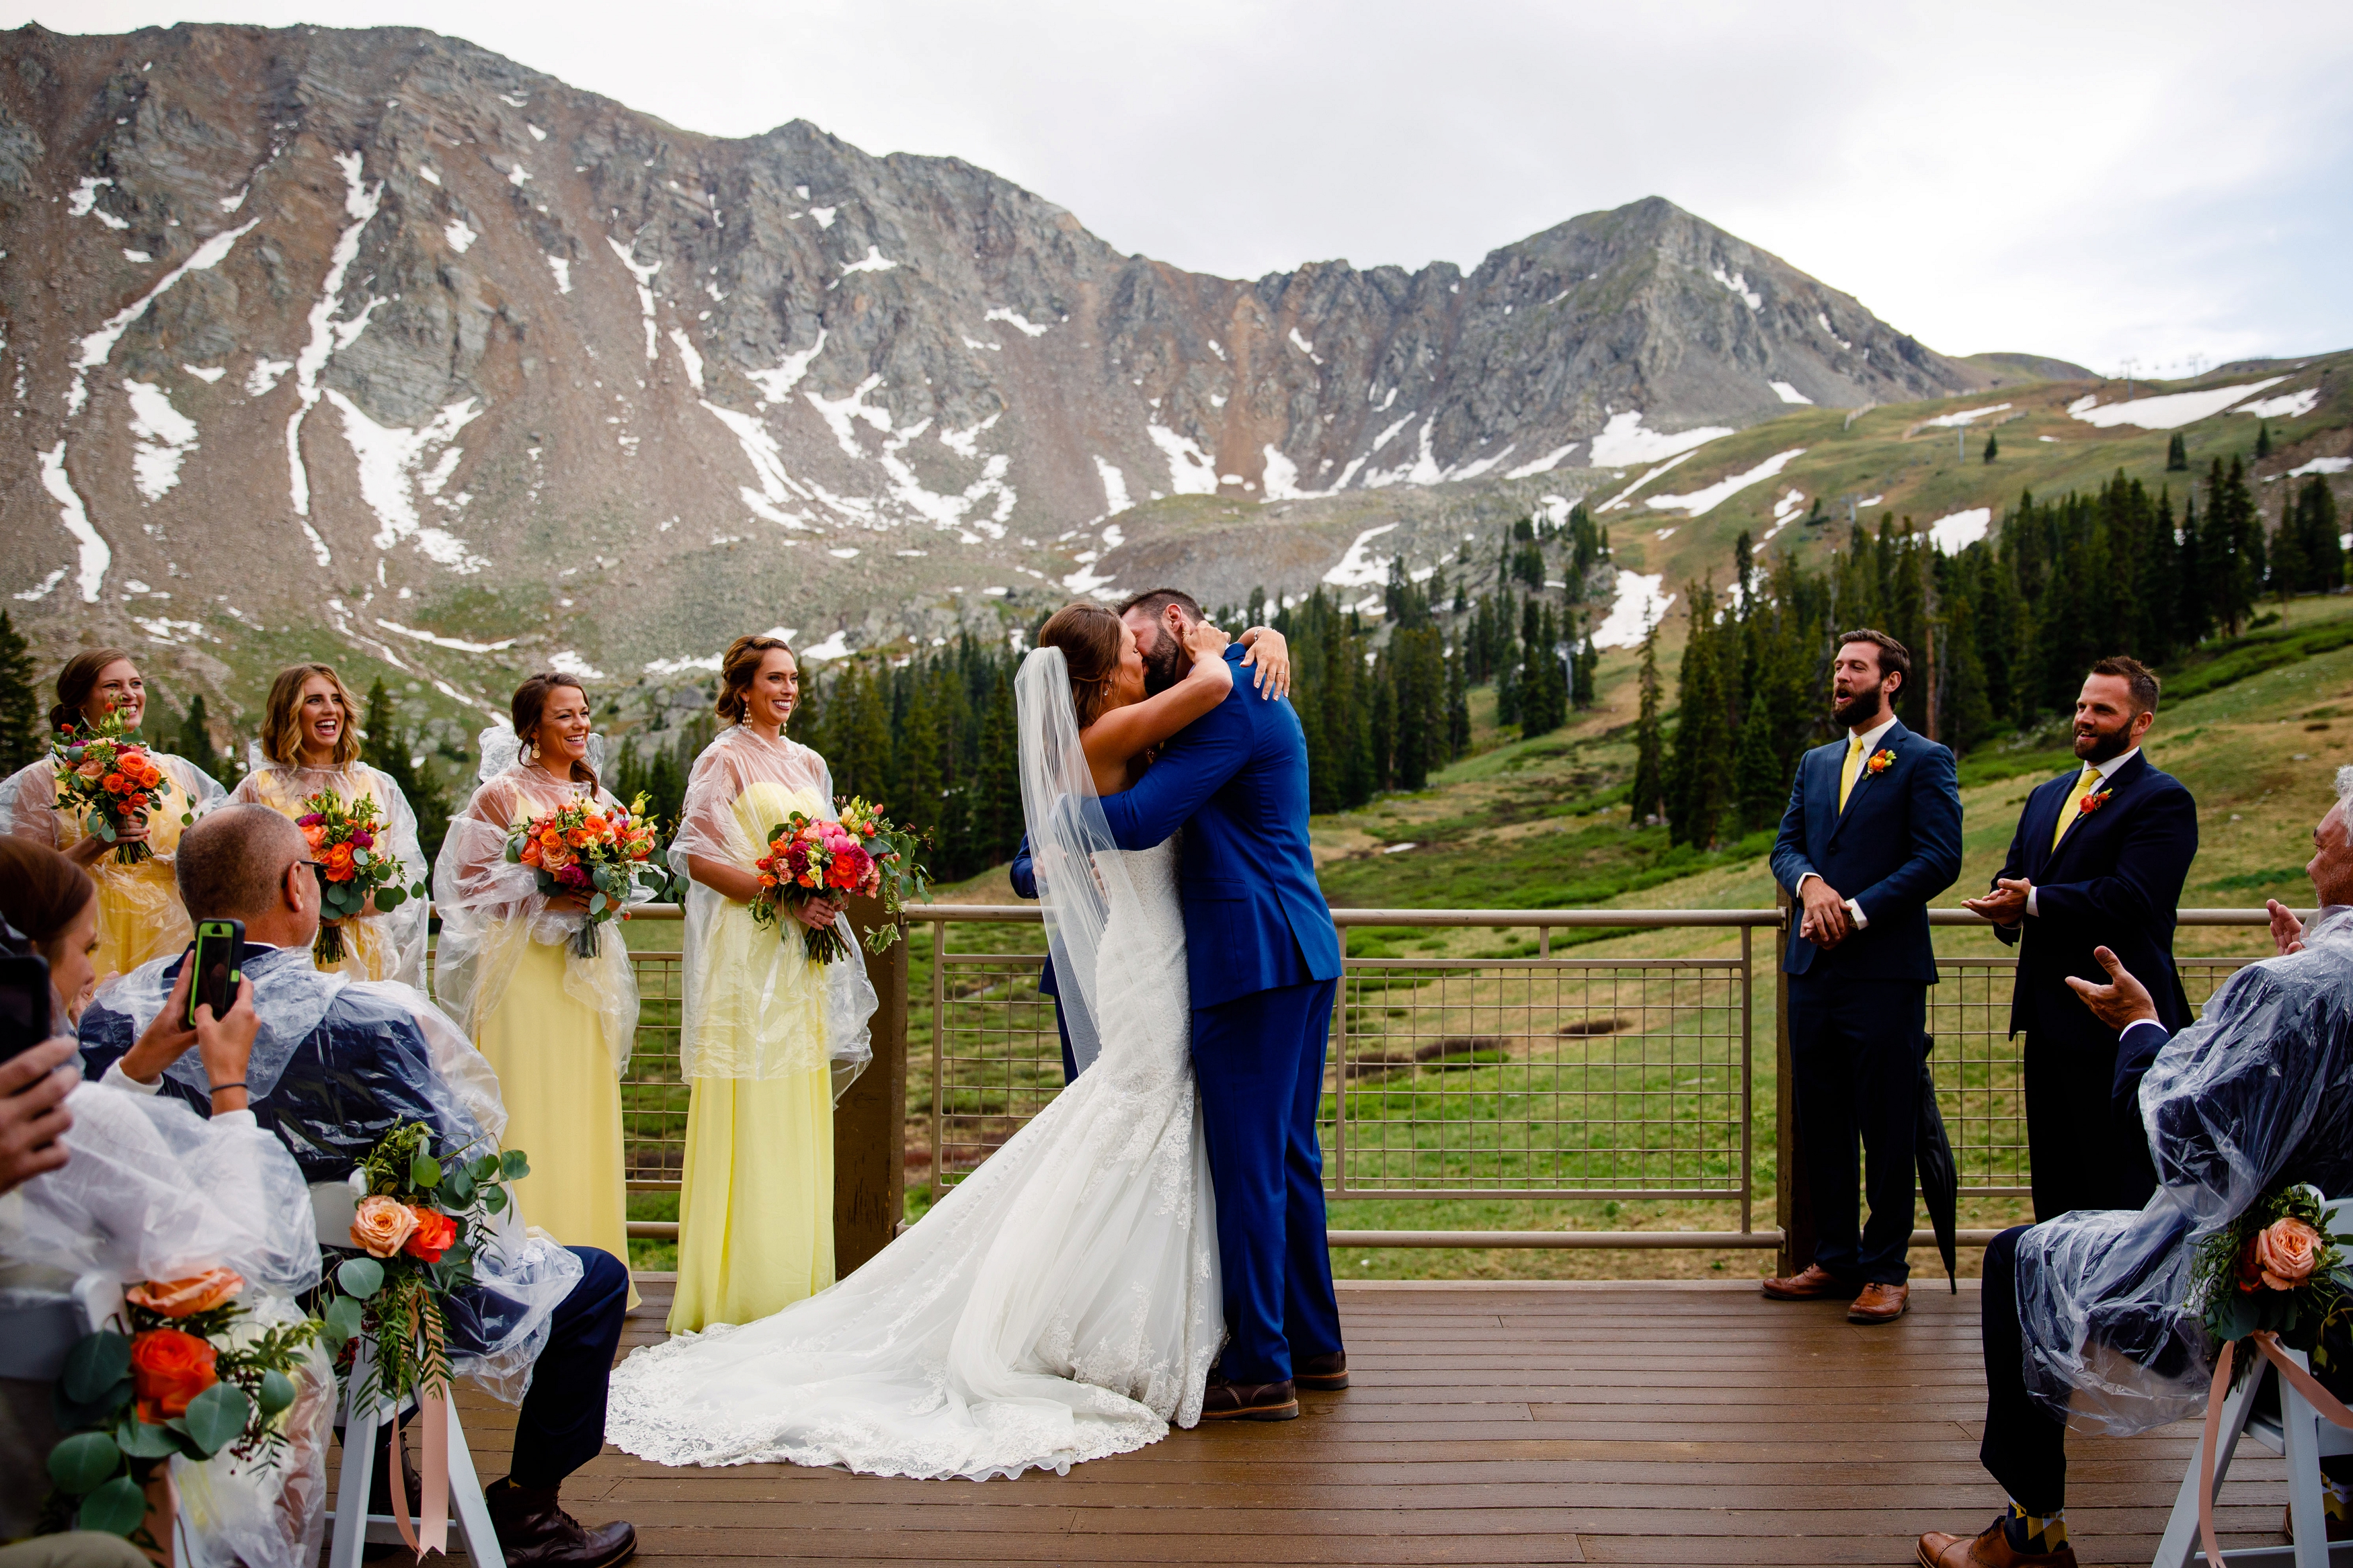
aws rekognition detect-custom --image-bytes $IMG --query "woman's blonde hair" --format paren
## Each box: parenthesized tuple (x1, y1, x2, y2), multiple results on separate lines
(1038, 603, 1124, 728)
(259, 662, 362, 768)
(716, 634, 795, 725)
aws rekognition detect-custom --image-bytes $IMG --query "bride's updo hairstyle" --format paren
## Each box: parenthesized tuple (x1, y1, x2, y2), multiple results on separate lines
(510, 672, 598, 790)
(1039, 603, 1124, 728)
(715, 633, 795, 726)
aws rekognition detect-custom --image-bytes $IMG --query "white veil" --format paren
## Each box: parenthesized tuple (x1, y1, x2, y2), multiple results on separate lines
(1013, 647, 1142, 1076)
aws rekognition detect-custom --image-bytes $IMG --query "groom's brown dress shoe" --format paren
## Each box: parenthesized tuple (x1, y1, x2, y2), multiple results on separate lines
(1917, 1516, 2077, 1567)
(1759, 1263, 1847, 1301)
(1199, 1375, 1300, 1421)
(1848, 1281, 1910, 1323)
(1295, 1352, 1349, 1392)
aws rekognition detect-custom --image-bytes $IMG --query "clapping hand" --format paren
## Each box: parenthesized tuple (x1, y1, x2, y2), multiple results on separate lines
(2269, 899, 2307, 956)
(2065, 946, 2159, 1032)
(1961, 878, 2032, 927)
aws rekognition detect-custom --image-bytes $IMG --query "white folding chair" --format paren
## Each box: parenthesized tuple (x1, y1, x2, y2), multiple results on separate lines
(2155, 1200, 2353, 1567)
(313, 1182, 504, 1568)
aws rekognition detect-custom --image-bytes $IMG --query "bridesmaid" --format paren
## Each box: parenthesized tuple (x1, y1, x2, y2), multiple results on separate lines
(231, 661, 428, 988)
(668, 634, 877, 1334)
(434, 672, 642, 1291)
(0, 648, 225, 978)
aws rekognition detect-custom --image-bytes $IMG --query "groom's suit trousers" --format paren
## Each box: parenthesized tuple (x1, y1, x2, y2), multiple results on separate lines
(1192, 978, 1345, 1386)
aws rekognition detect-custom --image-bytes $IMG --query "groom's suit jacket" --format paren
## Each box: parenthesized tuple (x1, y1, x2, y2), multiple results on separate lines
(1768, 719, 1962, 981)
(1098, 644, 1343, 1009)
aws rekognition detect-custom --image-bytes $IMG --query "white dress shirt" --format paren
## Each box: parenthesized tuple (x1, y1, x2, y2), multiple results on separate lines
(1798, 714, 1901, 932)
(2026, 748, 2139, 917)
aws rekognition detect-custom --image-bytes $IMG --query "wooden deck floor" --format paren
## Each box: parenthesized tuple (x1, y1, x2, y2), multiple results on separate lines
(428, 1276, 2299, 1568)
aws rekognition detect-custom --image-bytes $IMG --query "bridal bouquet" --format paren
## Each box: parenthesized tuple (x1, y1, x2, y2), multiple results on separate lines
(504, 792, 664, 956)
(50, 712, 182, 866)
(750, 796, 928, 962)
(44, 1266, 315, 1543)
(2190, 1181, 2353, 1368)
(312, 1120, 530, 1415)
(298, 785, 426, 966)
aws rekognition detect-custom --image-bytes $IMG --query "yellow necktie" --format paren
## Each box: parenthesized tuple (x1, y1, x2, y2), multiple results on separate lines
(2051, 765, 2102, 848)
(1837, 734, 1866, 813)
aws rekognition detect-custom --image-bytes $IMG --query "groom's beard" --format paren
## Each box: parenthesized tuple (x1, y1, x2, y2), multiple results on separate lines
(1139, 629, 1187, 696)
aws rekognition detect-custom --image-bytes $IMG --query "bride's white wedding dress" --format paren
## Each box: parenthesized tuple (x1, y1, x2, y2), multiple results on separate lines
(604, 835, 1222, 1481)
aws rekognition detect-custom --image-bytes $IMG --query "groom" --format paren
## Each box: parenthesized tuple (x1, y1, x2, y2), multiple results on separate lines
(1095, 587, 1347, 1421)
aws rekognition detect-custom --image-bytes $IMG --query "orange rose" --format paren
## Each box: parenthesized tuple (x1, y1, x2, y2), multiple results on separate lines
(402, 1207, 458, 1263)
(126, 1267, 244, 1319)
(351, 1193, 420, 1257)
(520, 839, 543, 866)
(302, 823, 327, 850)
(566, 827, 592, 848)
(130, 1328, 218, 1424)
(541, 843, 573, 871)
(104, 772, 127, 793)
(2256, 1216, 2324, 1290)
(322, 843, 356, 879)
(539, 827, 565, 848)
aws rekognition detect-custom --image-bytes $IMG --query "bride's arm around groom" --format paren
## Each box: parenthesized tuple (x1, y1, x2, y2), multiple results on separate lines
(1093, 589, 1347, 1419)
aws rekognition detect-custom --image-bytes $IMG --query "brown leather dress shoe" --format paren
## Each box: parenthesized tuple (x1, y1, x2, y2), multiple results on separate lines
(1849, 1281, 1910, 1323)
(484, 1477, 638, 1568)
(1917, 1516, 2077, 1567)
(1759, 1263, 1848, 1300)
(1199, 1374, 1300, 1421)
(1295, 1352, 1349, 1392)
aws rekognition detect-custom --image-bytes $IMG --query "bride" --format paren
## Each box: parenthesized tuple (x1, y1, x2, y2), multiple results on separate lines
(605, 605, 1287, 1481)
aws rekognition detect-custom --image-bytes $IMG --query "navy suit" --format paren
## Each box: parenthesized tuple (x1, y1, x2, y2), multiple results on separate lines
(1098, 644, 1346, 1385)
(1991, 752, 2197, 1219)
(1769, 720, 1964, 1284)
(1007, 835, 1080, 1084)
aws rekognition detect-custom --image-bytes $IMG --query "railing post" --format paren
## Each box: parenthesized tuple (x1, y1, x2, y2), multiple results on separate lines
(1774, 884, 1814, 1278)
(834, 893, 907, 1276)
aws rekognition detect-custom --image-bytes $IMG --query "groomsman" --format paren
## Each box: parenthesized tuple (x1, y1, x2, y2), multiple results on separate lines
(1961, 656, 2196, 1219)
(1764, 630, 1963, 1323)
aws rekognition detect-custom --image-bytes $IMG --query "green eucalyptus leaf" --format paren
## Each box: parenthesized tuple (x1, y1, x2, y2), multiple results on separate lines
(442, 1167, 475, 1205)
(469, 1154, 502, 1183)
(500, 1149, 530, 1180)
(504, 840, 523, 864)
(89, 813, 116, 843)
(375, 885, 407, 911)
(412, 1151, 442, 1188)
(63, 1332, 133, 1405)
(115, 1418, 180, 1459)
(182, 1383, 250, 1456)
(337, 1256, 385, 1298)
(481, 1184, 506, 1214)
(48, 1430, 122, 1494)
(77, 1475, 146, 1536)
(255, 1369, 296, 1418)
(325, 1295, 366, 1342)
(588, 891, 608, 917)
(351, 847, 371, 868)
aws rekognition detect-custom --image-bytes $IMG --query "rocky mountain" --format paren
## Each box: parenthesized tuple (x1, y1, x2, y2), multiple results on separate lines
(1, 20, 1986, 698)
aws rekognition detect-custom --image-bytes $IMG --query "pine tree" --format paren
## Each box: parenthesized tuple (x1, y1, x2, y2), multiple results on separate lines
(0, 611, 41, 773)
(1444, 644, 1470, 758)
(2256, 423, 2273, 460)
(1630, 617, 1665, 825)
(2295, 476, 2344, 592)
(360, 678, 456, 867)
(1571, 630, 1598, 710)
(831, 669, 893, 801)
(1982, 431, 1999, 464)
(1730, 693, 1782, 834)
(1665, 583, 1732, 846)
(176, 694, 226, 781)
(2167, 431, 2190, 471)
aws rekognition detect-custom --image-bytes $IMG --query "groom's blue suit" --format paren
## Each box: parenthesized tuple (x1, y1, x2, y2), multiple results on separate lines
(1098, 643, 1346, 1386)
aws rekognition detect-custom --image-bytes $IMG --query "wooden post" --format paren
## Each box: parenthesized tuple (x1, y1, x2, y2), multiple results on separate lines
(834, 893, 908, 1277)
(1774, 882, 1815, 1279)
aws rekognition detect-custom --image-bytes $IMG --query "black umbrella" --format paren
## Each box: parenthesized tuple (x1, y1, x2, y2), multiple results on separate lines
(1916, 1035, 1960, 1292)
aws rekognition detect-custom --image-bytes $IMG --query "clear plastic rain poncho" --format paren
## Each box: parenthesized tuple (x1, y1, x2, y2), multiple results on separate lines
(431, 729, 647, 1075)
(669, 725, 875, 1097)
(84, 950, 583, 1403)
(233, 749, 429, 991)
(1, 1083, 333, 1568)
(2014, 905, 2353, 1436)
(0, 749, 227, 975)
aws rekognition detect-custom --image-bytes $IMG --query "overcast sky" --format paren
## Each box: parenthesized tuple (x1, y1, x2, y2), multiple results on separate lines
(28, 1, 2353, 373)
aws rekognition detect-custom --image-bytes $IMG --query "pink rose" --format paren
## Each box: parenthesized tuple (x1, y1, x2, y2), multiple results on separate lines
(2255, 1216, 2324, 1290)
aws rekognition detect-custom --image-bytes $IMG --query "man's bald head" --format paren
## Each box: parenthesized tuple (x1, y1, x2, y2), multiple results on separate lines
(177, 804, 309, 923)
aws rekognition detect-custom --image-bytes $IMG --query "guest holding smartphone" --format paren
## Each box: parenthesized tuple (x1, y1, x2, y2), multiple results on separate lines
(231, 662, 428, 987)
(434, 674, 643, 1291)
(0, 839, 99, 1202)
(0, 649, 225, 977)
(665, 634, 876, 1334)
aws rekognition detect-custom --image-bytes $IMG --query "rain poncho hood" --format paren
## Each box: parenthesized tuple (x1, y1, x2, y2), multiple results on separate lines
(2015, 905, 2353, 1434)
(669, 725, 875, 1095)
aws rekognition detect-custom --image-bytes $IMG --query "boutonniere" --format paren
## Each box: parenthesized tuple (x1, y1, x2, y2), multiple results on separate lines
(2078, 787, 2112, 815)
(1864, 748, 1896, 776)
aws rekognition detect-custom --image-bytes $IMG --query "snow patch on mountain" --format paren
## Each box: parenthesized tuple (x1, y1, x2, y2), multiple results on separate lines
(1648, 448, 1807, 517)
(1148, 424, 1219, 495)
(123, 379, 199, 501)
(1593, 571, 1673, 649)
(327, 392, 485, 571)
(2069, 378, 2285, 431)
(1586, 410, 1732, 468)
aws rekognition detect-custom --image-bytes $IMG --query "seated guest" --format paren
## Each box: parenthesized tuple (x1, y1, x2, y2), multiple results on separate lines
(1920, 772, 2353, 1568)
(77, 804, 638, 1568)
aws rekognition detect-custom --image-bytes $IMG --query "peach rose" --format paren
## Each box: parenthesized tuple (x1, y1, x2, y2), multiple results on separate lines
(351, 1193, 420, 1257)
(75, 757, 106, 780)
(2256, 1216, 2325, 1290)
(126, 1267, 244, 1319)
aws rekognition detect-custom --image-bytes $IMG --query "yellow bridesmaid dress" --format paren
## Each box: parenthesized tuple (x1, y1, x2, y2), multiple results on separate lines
(42, 755, 219, 979)
(237, 767, 405, 982)
(668, 780, 837, 1333)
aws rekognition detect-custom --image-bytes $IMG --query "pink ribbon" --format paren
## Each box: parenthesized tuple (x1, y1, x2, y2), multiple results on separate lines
(383, 1301, 452, 1559)
(2198, 1331, 2353, 1568)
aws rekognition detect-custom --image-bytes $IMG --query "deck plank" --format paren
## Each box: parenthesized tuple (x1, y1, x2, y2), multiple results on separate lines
(349, 1277, 2290, 1568)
